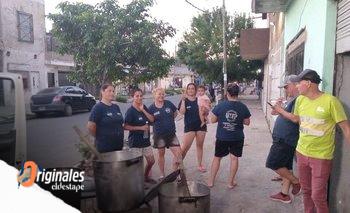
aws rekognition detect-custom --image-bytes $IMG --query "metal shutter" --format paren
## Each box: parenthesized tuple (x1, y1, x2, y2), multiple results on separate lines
(336, 0, 350, 53)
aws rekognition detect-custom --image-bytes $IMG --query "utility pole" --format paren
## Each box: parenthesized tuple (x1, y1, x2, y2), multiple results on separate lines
(222, 0, 227, 98)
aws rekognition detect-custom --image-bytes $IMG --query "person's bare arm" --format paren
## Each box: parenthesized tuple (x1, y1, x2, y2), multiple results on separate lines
(210, 112, 218, 123)
(140, 105, 154, 123)
(124, 124, 148, 131)
(174, 110, 178, 119)
(338, 120, 350, 145)
(87, 121, 96, 137)
(243, 118, 250, 126)
(179, 94, 186, 114)
(273, 105, 300, 123)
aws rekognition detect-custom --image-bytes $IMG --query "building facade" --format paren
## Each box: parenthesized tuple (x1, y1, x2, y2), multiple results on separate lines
(45, 33, 75, 87)
(250, 0, 350, 211)
(0, 0, 46, 104)
(330, 0, 350, 211)
(0, 0, 76, 107)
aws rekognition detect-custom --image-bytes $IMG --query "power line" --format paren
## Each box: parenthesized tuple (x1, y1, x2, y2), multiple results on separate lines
(184, 0, 206, 12)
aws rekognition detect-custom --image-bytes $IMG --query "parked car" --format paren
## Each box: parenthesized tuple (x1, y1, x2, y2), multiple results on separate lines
(30, 86, 96, 117)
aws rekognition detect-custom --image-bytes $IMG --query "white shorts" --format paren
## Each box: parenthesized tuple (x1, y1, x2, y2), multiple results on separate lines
(131, 146, 153, 158)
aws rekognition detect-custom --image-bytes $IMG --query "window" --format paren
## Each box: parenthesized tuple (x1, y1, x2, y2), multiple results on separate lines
(285, 43, 304, 75)
(17, 11, 34, 42)
(47, 73, 55, 87)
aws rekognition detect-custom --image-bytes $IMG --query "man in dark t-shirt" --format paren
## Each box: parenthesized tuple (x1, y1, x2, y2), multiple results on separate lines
(207, 84, 251, 188)
(265, 75, 301, 204)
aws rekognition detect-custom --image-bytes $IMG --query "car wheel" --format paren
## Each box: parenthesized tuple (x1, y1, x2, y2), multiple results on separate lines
(35, 112, 45, 118)
(63, 104, 73, 116)
(87, 103, 94, 111)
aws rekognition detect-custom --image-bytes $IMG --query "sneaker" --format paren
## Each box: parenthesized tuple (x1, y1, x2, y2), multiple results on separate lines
(292, 183, 301, 195)
(270, 192, 292, 204)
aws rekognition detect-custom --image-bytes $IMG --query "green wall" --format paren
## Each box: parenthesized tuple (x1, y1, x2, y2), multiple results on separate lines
(284, 0, 337, 93)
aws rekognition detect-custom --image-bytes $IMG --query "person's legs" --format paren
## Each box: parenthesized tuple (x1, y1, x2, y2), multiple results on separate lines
(297, 152, 315, 213)
(310, 157, 332, 213)
(181, 132, 196, 159)
(170, 146, 182, 171)
(275, 167, 299, 185)
(207, 140, 228, 187)
(158, 148, 166, 177)
(195, 131, 207, 171)
(228, 154, 238, 188)
(144, 147, 155, 181)
(199, 107, 206, 127)
(281, 177, 291, 195)
(207, 156, 221, 187)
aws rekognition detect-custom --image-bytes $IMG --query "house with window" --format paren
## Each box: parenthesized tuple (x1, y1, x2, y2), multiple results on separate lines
(0, 0, 46, 105)
(241, 0, 338, 129)
(45, 33, 75, 87)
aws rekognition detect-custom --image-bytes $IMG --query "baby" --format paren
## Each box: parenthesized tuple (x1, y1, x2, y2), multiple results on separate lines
(197, 85, 211, 127)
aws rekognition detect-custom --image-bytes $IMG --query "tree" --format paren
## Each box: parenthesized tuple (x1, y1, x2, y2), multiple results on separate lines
(48, 0, 175, 87)
(177, 8, 262, 83)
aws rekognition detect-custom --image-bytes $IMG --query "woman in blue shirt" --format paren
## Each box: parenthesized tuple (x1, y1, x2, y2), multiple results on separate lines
(207, 84, 251, 188)
(178, 83, 207, 172)
(148, 87, 182, 180)
(124, 88, 156, 183)
(87, 84, 124, 153)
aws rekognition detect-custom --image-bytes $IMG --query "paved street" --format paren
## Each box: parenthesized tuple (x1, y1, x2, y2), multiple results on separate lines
(77, 93, 304, 213)
(27, 94, 182, 168)
(28, 92, 304, 212)
(145, 94, 303, 213)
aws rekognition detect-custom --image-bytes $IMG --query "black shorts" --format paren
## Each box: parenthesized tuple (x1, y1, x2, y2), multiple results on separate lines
(215, 139, 244, 157)
(153, 133, 180, 149)
(266, 139, 296, 170)
(184, 124, 207, 133)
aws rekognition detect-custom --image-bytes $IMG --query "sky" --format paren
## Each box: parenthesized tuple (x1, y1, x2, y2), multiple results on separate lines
(45, 0, 267, 55)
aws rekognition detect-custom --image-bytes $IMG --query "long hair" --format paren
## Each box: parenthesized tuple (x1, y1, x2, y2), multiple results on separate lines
(99, 84, 113, 100)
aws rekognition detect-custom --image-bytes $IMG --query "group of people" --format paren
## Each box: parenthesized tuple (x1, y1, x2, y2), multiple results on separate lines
(266, 69, 350, 213)
(87, 68, 350, 213)
(87, 82, 251, 188)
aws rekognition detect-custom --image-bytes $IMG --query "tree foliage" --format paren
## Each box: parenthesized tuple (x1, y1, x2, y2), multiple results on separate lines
(177, 8, 262, 83)
(48, 0, 175, 86)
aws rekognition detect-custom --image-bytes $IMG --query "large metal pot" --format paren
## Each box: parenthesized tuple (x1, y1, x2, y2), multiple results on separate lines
(158, 181, 210, 213)
(93, 149, 144, 212)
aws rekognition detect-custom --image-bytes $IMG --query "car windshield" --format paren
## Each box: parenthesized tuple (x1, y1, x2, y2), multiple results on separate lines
(37, 88, 62, 94)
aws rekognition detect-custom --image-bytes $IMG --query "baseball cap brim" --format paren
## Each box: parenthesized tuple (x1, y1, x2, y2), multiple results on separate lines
(278, 84, 287, 88)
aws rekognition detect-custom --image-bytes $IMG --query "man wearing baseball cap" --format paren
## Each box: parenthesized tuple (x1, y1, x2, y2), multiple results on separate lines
(273, 69, 350, 213)
(266, 75, 301, 204)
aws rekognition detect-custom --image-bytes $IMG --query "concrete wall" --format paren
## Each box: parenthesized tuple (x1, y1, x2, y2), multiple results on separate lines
(330, 54, 350, 212)
(265, 13, 285, 130)
(284, 0, 337, 93)
(0, 0, 46, 103)
(262, 13, 286, 131)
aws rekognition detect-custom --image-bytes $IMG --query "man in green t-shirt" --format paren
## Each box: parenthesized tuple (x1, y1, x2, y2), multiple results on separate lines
(273, 69, 350, 213)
